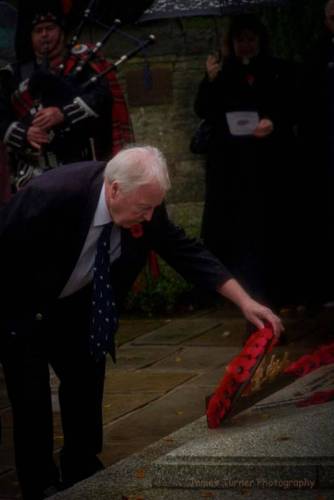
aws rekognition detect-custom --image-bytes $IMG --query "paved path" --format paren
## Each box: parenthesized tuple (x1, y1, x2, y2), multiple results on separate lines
(0, 305, 333, 499)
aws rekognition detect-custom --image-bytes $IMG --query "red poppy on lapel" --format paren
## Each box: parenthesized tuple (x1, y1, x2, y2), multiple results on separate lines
(129, 223, 144, 238)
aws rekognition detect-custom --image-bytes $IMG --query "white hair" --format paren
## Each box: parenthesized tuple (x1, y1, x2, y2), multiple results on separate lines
(325, 0, 334, 17)
(104, 145, 171, 193)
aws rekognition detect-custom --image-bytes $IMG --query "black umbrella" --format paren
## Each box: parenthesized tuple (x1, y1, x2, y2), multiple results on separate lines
(140, 0, 288, 22)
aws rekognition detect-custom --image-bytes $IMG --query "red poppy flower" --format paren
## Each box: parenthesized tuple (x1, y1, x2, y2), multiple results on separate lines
(207, 395, 224, 428)
(130, 223, 144, 238)
(219, 406, 228, 421)
(267, 337, 279, 352)
(252, 337, 268, 348)
(245, 333, 268, 350)
(284, 354, 310, 373)
(227, 356, 254, 383)
(222, 397, 231, 411)
(285, 353, 322, 377)
(215, 376, 235, 399)
(244, 345, 264, 359)
(318, 343, 334, 364)
(260, 327, 274, 340)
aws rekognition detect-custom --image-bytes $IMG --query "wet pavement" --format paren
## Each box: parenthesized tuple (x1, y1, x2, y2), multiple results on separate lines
(0, 304, 333, 499)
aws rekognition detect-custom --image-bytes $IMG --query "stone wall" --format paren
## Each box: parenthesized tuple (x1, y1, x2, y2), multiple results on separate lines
(122, 55, 206, 203)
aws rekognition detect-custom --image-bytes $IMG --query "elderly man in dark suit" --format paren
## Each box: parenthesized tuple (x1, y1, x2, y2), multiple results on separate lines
(0, 145, 283, 499)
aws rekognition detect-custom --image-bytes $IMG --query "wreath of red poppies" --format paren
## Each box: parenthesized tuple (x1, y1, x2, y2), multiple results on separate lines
(207, 334, 334, 428)
(284, 342, 334, 378)
(206, 325, 277, 429)
(285, 342, 334, 408)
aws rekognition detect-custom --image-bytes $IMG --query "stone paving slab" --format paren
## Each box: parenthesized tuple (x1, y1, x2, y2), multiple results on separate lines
(132, 318, 222, 345)
(185, 319, 246, 347)
(115, 345, 178, 370)
(98, 384, 220, 467)
(102, 392, 163, 424)
(103, 385, 214, 445)
(150, 346, 239, 371)
(116, 318, 169, 346)
(185, 366, 235, 389)
(103, 369, 195, 394)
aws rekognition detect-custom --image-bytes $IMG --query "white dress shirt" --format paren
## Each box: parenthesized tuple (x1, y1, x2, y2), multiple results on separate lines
(60, 183, 121, 298)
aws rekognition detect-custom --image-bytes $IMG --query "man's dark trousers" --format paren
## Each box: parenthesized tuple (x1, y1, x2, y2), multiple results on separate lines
(1, 285, 105, 499)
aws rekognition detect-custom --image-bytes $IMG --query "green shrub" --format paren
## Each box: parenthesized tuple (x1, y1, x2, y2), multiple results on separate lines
(124, 202, 203, 315)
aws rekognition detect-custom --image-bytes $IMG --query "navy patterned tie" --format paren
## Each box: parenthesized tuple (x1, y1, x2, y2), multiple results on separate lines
(90, 222, 118, 361)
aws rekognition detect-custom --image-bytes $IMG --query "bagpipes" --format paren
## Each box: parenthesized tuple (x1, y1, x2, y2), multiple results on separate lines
(57, 0, 156, 88)
(16, 0, 156, 115)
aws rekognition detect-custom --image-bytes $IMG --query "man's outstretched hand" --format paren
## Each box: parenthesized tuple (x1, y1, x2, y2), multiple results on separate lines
(240, 297, 283, 339)
(217, 278, 284, 339)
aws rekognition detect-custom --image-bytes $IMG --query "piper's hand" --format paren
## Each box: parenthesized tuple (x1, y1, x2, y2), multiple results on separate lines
(206, 54, 222, 81)
(253, 118, 274, 138)
(32, 106, 64, 130)
(240, 298, 284, 339)
(27, 126, 49, 150)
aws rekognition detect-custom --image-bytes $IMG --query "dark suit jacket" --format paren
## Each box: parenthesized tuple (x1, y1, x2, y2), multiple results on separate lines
(0, 161, 232, 343)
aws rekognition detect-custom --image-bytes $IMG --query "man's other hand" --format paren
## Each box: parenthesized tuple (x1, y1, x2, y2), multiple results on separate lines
(32, 106, 64, 130)
(27, 126, 49, 150)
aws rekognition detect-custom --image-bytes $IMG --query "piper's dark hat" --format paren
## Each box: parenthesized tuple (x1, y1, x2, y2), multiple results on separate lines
(29, 0, 66, 29)
(15, 0, 68, 62)
(31, 10, 65, 29)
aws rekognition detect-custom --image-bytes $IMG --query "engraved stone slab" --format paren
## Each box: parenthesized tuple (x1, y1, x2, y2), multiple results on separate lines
(152, 365, 334, 489)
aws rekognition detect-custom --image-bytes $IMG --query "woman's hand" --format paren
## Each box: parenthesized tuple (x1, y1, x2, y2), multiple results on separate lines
(206, 54, 222, 81)
(253, 118, 274, 138)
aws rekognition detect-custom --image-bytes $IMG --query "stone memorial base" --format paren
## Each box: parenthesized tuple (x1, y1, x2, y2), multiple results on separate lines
(152, 365, 334, 490)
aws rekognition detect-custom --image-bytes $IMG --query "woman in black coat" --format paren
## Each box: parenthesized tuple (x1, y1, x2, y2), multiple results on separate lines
(194, 15, 299, 309)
